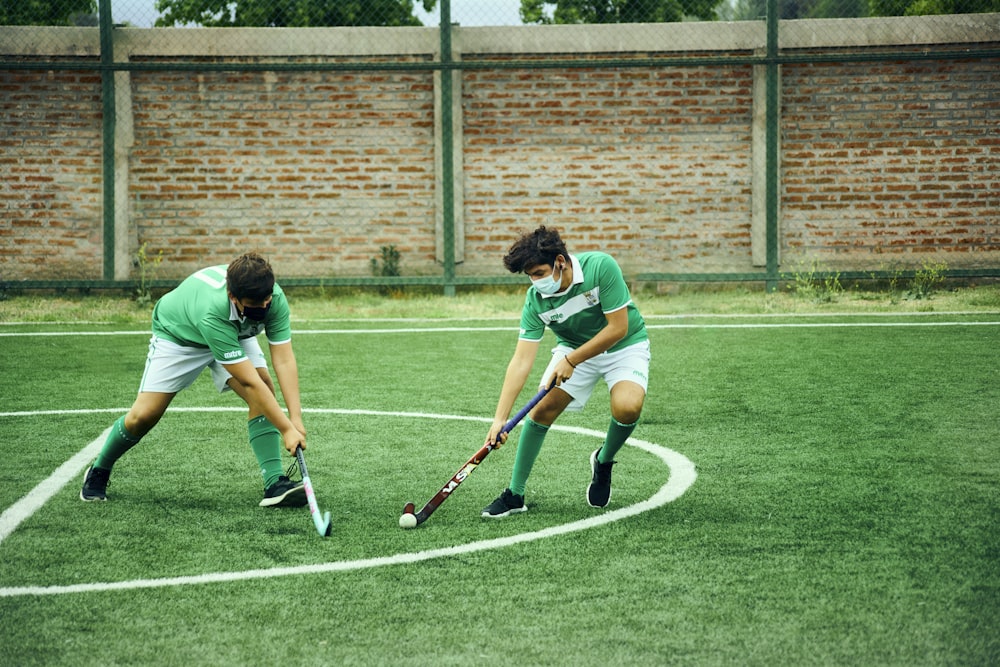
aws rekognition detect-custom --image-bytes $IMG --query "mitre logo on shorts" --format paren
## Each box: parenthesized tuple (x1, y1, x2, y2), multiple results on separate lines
(223, 350, 242, 359)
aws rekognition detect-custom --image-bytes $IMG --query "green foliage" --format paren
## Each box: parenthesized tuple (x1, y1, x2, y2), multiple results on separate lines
(869, 261, 908, 304)
(783, 259, 844, 303)
(154, 0, 434, 27)
(907, 258, 947, 300)
(370, 244, 401, 278)
(870, 0, 999, 15)
(521, 0, 721, 23)
(730, 0, 868, 19)
(729, 0, 997, 19)
(0, 0, 96, 25)
(370, 244, 403, 296)
(133, 242, 163, 308)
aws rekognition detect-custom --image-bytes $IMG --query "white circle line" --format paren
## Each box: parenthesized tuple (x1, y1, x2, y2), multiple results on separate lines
(0, 409, 697, 598)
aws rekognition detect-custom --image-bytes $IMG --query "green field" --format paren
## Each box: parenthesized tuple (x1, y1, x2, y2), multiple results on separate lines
(1, 289, 998, 666)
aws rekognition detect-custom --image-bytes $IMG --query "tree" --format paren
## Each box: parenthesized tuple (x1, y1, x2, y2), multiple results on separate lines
(730, 0, 999, 17)
(870, 0, 999, 14)
(730, 0, 868, 19)
(154, 0, 436, 27)
(520, 0, 723, 23)
(0, 0, 97, 25)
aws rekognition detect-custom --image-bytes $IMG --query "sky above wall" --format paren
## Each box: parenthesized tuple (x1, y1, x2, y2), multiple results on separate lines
(114, 0, 525, 27)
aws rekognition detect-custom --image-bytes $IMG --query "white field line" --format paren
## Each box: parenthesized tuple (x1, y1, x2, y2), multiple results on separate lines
(0, 410, 696, 598)
(646, 310, 1000, 319)
(2, 310, 998, 328)
(646, 320, 1000, 329)
(2, 319, 999, 337)
(0, 427, 110, 545)
(0, 313, 994, 595)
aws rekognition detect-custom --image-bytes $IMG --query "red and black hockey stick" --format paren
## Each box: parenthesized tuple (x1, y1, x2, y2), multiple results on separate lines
(400, 383, 553, 528)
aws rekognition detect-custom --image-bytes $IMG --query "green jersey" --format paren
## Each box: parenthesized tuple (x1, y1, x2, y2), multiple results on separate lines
(518, 252, 647, 351)
(151, 264, 292, 365)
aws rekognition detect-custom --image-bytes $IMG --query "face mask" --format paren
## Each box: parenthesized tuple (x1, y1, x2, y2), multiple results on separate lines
(240, 301, 271, 322)
(531, 263, 564, 296)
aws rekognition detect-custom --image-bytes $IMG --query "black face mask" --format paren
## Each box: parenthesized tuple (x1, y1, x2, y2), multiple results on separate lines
(240, 301, 271, 322)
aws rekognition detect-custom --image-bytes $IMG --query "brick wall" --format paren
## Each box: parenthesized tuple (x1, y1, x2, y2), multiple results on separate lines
(128, 66, 438, 279)
(1, 21, 997, 284)
(0, 67, 104, 280)
(781, 57, 1000, 270)
(460, 63, 754, 276)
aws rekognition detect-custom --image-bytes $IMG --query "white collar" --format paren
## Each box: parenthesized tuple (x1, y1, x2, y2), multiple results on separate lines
(541, 253, 582, 299)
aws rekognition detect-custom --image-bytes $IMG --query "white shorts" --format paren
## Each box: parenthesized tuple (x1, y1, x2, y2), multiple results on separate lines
(138, 335, 267, 394)
(539, 339, 650, 412)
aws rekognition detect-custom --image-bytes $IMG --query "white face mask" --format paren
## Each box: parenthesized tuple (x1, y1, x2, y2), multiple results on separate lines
(531, 262, 564, 296)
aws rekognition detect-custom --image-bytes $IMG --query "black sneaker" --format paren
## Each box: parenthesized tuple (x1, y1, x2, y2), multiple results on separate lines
(80, 465, 111, 502)
(481, 488, 526, 518)
(259, 476, 307, 507)
(587, 448, 615, 508)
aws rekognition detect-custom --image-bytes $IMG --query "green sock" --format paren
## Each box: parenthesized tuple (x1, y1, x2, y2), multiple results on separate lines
(509, 418, 549, 496)
(248, 416, 283, 489)
(598, 418, 637, 464)
(93, 415, 141, 471)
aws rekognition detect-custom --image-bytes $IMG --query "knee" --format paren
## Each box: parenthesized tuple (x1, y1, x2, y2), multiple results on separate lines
(529, 404, 562, 427)
(611, 398, 644, 425)
(126, 406, 163, 437)
(612, 406, 642, 425)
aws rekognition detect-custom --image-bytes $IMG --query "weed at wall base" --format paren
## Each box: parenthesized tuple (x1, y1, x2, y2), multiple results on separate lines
(783, 260, 844, 303)
(907, 260, 947, 300)
(133, 242, 163, 308)
(370, 245, 403, 297)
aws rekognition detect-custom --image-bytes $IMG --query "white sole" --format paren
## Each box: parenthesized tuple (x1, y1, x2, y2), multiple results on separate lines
(481, 506, 527, 519)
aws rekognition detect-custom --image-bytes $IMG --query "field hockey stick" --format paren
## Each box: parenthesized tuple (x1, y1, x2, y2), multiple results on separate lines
(295, 446, 332, 537)
(400, 382, 554, 528)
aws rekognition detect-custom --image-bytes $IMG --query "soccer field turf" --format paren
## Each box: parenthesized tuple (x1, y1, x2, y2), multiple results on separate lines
(1, 300, 998, 665)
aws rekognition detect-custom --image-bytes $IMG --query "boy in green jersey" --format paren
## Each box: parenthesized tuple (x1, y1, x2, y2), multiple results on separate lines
(482, 226, 650, 517)
(81, 252, 310, 508)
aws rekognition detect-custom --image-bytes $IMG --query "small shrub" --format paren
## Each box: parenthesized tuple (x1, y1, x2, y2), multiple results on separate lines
(908, 259, 947, 300)
(783, 259, 843, 303)
(370, 245, 402, 296)
(134, 242, 162, 308)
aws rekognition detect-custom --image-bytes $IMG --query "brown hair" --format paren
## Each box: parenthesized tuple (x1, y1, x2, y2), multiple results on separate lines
(502, 226, 569, 274)
(226, 252, 274, 302)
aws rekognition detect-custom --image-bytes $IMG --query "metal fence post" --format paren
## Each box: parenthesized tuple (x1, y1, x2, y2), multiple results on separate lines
(439, 0, 456, 296)
(99, 0, 116, 281)
(765, 0, 780, 292)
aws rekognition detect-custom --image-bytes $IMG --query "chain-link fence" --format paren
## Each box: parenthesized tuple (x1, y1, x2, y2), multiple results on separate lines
(2, 0, 998, 292)
(5, 0, 999, 28)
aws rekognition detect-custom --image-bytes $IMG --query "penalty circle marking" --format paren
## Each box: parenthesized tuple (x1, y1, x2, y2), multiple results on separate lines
(0, 407, 697, 598)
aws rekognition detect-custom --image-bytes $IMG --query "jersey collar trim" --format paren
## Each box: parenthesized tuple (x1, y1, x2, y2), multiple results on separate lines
(541, 253, 583, 299)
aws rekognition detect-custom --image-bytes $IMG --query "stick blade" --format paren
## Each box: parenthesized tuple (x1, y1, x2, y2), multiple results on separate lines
(314, 511, 332, 537)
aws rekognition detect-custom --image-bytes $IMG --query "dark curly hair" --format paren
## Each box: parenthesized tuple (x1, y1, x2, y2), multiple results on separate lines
(227, 252, 274, 302)
(503, 226, 569, 274)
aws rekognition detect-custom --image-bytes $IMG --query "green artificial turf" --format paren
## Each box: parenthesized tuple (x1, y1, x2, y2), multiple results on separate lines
(0, 291, 997, 666)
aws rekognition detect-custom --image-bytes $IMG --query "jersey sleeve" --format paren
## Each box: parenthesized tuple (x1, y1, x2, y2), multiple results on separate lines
(517, 289, 546, 342)
(596, 254, 631, 314)
(263, 285, 292, 345)
(200, 315, 247, 365)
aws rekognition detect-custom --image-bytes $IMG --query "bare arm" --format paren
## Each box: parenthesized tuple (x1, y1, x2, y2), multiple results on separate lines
(486, 339, 540, 447)
(226, 358, 305, 455)
(270, 340, 305, 436)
